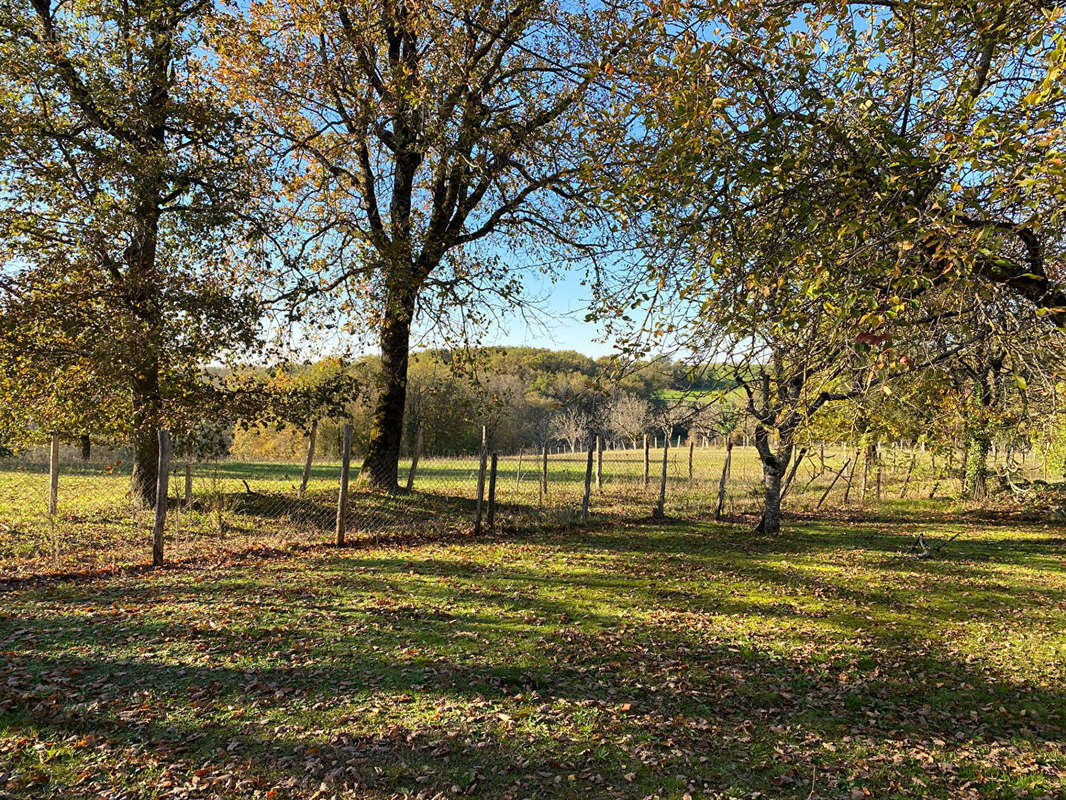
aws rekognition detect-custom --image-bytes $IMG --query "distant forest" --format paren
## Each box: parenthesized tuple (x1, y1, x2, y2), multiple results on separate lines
(229, 347, 725, 461)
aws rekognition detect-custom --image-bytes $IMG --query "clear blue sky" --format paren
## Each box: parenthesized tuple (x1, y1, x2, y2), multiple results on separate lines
(492, 268, 617, 358)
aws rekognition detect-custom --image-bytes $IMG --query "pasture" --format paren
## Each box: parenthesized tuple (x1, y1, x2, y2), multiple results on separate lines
(0, 442, 1011, 579)
(1, 516, 1064, 798)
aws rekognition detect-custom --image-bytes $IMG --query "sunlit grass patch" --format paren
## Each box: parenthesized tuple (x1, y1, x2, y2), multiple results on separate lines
(2, 516, 1064, 798)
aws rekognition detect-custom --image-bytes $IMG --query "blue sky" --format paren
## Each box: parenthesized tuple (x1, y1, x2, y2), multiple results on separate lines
(492, 268, 616, 358)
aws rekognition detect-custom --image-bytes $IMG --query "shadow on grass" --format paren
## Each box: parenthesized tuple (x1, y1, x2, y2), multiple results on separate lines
(0, 484, 601, 591)
(3, 596, 1064, 798)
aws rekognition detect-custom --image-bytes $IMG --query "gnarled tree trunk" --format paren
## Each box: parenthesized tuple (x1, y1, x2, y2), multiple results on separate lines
(753, 423, 794, 535)
(759, 465, 784, 534)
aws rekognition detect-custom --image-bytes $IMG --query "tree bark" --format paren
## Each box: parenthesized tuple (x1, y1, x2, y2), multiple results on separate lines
(130, 363, 162, 508)
(360, 282, 417, 490)
(48, 433, 60, 517)
(753, 423, 793, 535)
(125, 154, 164, 508)
(80, 434, 91, 461)
(759, 466, 784, 535)
(335, 423, 352, 545)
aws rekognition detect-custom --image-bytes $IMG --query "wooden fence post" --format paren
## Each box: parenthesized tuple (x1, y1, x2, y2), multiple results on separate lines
(643, 434, 650, 487)
(475, 426, 488, 534)
(300, 418, 318, 497)
(860, 445, 872, 503)
(487, 453, 498, 533)
(581, 437, 594, 524)
(48, 433, 59, 517)
(654, 432, 670, 519)
(540, 439, 548, 502)
(595, 435, 603, 491)
(842, 449, 859, 504)
(515, 448, 523, 491)
(688, 439, 695, 483)
(900, 449, 917, 498)
(152, 430, 171, 567)
(714, 440, 733, 520)
(335, 423, 351, 546)
(405, 424, 423, 492)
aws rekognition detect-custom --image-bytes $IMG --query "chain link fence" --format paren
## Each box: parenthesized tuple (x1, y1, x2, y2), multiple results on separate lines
(0, 427, 1048, 580)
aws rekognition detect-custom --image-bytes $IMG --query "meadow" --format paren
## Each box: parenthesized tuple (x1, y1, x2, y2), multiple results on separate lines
(0, 442, 1002, 580)
(1, 514, 1063, 798)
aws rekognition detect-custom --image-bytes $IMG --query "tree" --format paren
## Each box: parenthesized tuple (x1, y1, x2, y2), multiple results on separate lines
(608, 392, 649, 447)
(0, 0, 263, 505)
(601, 1, 1066, 316)
(550, 407, 589, 454)
(591, 0, 1066, 528)
(935, 289, 1066, 499)
(214, 0, 645, 490)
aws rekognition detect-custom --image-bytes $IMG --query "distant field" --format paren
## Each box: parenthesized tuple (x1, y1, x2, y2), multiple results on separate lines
(0, 443, 1043, 578)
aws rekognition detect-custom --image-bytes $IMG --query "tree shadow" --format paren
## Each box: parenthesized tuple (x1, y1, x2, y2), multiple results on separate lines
(3, 604, 1064, 798)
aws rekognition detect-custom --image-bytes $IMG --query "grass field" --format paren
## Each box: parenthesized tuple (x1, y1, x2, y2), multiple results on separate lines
(0, 442, 1051, 579)
(1, 514, 1063, 798)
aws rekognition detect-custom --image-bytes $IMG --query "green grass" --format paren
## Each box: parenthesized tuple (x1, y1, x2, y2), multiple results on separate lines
(1, 515, 1064, 798)
(0, 446, 777, 576)
(0, 443, 1054, 578)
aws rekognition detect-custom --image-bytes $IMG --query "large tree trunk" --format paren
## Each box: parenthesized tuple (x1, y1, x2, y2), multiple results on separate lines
(753, 423, 793, 535)
(80, 434, 91, 461)
(126, 198, 163, 509)
(360, 283, 417, 490)
(129, 358, 162, 507)
(759, 465, 784, 535)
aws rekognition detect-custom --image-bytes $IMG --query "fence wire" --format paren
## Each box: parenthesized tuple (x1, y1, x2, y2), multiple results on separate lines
(0, 432, 1046, 580)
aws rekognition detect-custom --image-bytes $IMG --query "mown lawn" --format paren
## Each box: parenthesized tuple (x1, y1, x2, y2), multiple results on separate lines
(1, 515, 1064, 799)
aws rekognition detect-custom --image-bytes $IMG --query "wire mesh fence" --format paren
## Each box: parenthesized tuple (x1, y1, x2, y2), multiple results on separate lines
(0, 428, 1048, 580)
